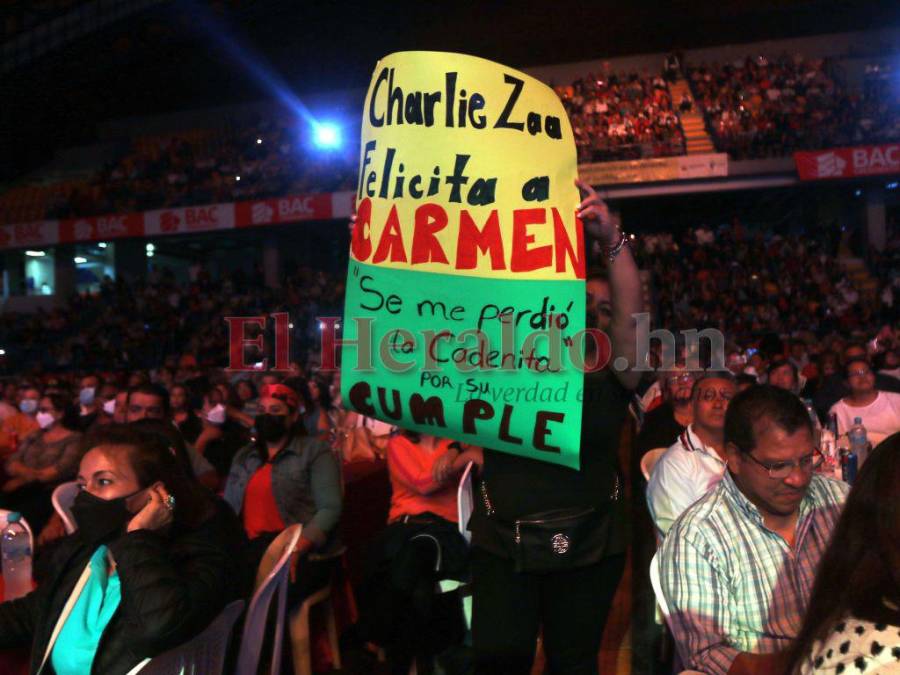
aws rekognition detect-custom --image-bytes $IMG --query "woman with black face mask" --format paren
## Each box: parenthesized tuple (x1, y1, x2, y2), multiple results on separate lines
(223, 383, 343, 609)
(0, 424, 245, 675)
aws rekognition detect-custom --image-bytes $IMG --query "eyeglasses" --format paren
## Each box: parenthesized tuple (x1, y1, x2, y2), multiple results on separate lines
(698, 388, 734, 402)
(847, 369, 872, 377)
(742, 449, 824, 479)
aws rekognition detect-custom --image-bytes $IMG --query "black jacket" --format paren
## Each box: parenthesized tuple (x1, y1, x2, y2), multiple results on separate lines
(0, 499, 246, 675)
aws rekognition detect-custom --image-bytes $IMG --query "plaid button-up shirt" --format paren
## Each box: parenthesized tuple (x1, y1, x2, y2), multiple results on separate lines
(659, 470, 848, 674)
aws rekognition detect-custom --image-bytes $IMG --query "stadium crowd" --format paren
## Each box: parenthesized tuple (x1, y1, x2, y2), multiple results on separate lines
(687, 55, 900, 159)
(556, 70, 685, 162)
(0, 205, 898, 672)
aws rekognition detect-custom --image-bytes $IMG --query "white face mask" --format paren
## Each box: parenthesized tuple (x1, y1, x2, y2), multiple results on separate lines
(36, 411, 56, 429)
(103, 399, 116, 415)
(206, 404, 226, 425)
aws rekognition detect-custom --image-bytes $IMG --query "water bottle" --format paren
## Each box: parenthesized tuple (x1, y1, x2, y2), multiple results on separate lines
(848, 417, 868, 467)
(1, 513, 32, 600)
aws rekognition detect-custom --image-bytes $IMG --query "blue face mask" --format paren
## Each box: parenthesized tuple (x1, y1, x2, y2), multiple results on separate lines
(79, 387, 96, 407)
(19, 399, 38, 415)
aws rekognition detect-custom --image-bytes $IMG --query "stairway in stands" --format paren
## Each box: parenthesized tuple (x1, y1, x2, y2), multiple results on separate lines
(670, 78, 716, 154)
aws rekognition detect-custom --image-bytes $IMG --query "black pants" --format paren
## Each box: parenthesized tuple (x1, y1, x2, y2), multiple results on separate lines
(471, 547, 625, 675)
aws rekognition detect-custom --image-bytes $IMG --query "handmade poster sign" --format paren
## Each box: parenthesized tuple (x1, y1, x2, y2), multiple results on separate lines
(341, 51, 587, 468)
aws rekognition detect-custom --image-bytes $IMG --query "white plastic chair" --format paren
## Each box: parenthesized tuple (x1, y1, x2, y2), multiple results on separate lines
(288, 573, 342, 675)
(236, 524, 303, 675)
(133, 599, 245, 675)
(649, 552, 670, 620)
(641, 447, 668, 482)
(457, 461, 474, 544)
(0, 509, 34, 555)
(51, 481, 80, 534)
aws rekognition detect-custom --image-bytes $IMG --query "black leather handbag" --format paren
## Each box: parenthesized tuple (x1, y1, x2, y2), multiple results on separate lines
(480, 481, 612, 573)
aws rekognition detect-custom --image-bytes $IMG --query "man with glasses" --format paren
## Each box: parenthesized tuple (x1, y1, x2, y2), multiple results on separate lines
(659, 385, 848, 675)
(828, 358, 900, 447)
(647, 372, 736, 537)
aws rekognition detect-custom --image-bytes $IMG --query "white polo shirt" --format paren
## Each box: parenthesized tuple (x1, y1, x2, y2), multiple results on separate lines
(647, 424, 727, 537)
(829, 390, 900, 447)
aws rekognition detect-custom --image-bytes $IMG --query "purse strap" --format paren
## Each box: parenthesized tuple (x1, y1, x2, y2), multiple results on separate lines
(481, 472, 620, 518)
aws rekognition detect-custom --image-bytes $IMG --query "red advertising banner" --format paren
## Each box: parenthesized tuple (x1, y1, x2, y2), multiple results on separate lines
(234, 193, 334, 227)
(794, 144, 900, 180)
(0, 191, 354, 251)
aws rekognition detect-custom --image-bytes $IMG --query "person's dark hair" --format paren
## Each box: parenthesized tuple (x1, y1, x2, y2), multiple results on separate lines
(787, 433, 900, 673)
(724, 385, 812, 453)
(690, 371, 736, 397)
(283, 376, 314, 414)
(127, 383, 171, 417)
(311, 375, 333, 412)
(44, 392, 80, 431)
(128, 417, 197, 481)
(842, 342, 867, 363)
(766, 358, 798, 380)
(82, 423, 215, 530)
(843, 357, 872, 379)
(236, 379, 258, 402)
(735, 373, 757, 388)
(586, 267, 609, 284)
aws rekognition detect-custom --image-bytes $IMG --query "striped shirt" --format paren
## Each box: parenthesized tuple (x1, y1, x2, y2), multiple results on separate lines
(659, 470, 849, 674)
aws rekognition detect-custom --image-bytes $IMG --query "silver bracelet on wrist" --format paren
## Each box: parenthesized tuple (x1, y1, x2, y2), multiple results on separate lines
(602, 231, 629, 262)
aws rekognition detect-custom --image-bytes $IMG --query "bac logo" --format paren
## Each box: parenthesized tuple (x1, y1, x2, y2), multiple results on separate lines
(251, 202, 274, 225)
(815, 152, 847, 178)
(277, 197, 314, 219)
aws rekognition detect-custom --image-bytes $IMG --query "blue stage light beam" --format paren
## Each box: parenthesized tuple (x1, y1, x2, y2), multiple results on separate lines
(182, 1, 318, 129)
(313, 122, 342, 149)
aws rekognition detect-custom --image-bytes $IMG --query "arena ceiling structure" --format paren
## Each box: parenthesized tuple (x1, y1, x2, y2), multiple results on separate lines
(1, 0, 898, 182)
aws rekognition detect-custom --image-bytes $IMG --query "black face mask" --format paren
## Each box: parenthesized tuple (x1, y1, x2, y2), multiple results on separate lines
(255, 413, 289, 443)
(71, 489, 138, 544)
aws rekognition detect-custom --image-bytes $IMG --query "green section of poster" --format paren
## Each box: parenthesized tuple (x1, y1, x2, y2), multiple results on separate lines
(341, 261, 585, 468)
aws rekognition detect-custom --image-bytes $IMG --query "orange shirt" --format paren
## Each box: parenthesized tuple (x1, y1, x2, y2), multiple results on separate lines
(0, 414, 39, 460)
(242, 462, 286, 540)
(387, 435, 458, 524)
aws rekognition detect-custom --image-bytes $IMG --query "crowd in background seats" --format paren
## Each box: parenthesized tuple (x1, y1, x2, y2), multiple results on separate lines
(44, 114, 358, 221)
(687, 55, 900, 159)
(557, 70, 685, 163)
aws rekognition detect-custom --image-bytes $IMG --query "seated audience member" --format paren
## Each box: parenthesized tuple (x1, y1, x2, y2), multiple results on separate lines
(659, 385, 849, 675)
(647, 373, 736, 536)
(360, 430, 481, 672)
(767, 359, 800, 394)
(829, 358, 900, 447)
(171, 383, 203, 445)
(76, 374, 102, 431)
(223, 383, 342, 605)
(636, 366, 696, 457)
(96, 382, 119, 425)
(815, 344, 900, 419)
(112, 390, 129, 424)
(0, 424, 245, 674)
(0, 386, 40, 458)
(125, 383, 218, 489)
(303, 376, 332, 439)
(1, 393, 83, 532)
(195, 391, 249, 478)
(787, 432, 900, 674)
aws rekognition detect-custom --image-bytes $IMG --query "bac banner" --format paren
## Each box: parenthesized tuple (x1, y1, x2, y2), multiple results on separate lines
(341, 51, 587, 468)
(795, 144, 900, 180)
(0, 192, 355, 250)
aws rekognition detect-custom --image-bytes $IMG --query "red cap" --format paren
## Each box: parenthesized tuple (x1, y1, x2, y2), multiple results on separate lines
(260, 383, 299, 411)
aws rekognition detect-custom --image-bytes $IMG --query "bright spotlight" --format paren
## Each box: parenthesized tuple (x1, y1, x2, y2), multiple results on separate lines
(145, 243, 155, 252)
(313, 122, 341, 149)
(256, 138, 262, 144)
(98, 242, 108, 249)
(25, 250, 46, 257)
(235, 175, 241, 181)
(74, 256, 87, 264)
